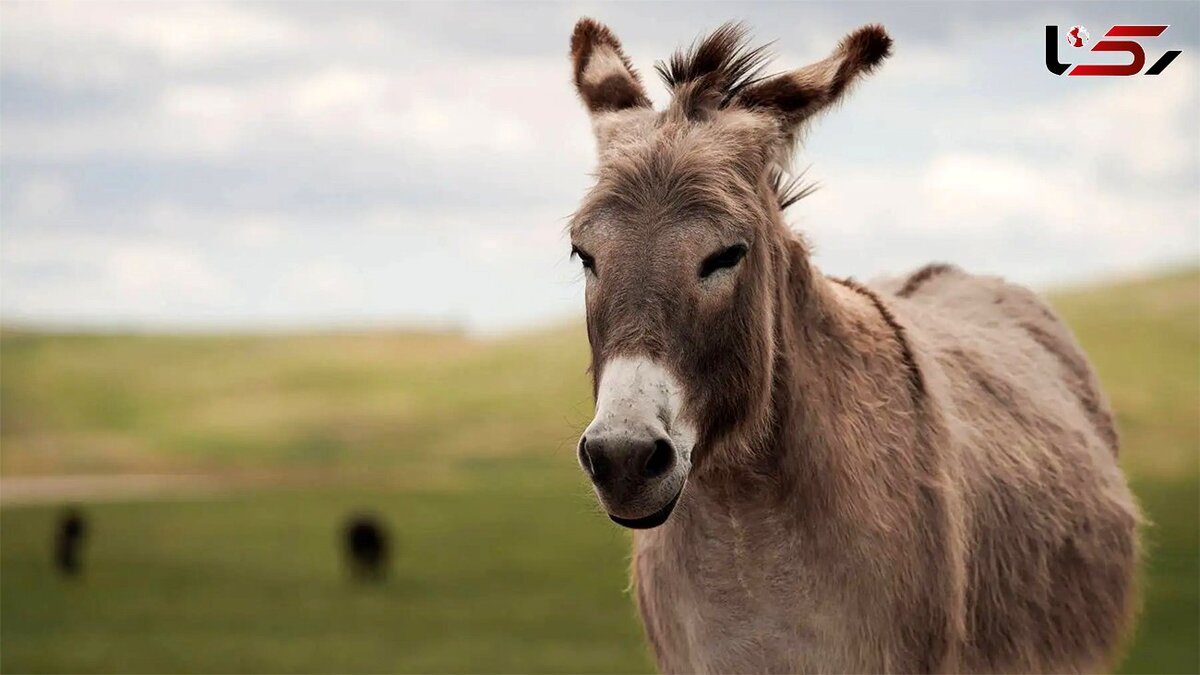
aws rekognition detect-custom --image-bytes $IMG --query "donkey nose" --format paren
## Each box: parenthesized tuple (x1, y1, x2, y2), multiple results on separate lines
(579, 433, 676, 486)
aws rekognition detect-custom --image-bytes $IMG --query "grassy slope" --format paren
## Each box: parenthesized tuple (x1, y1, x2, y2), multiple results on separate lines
(1, 269, 1197, 673)
(0, 327, 595, 481)
(1050, 268, 1199, 673)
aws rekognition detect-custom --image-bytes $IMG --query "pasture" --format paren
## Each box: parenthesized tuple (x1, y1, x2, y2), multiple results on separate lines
(2, 269, 1197, 673)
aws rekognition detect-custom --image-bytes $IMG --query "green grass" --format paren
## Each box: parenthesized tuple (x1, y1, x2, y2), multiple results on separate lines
(0, 327, 596, 481)
(1, 269, 1197, 673)
(1, 478, 651, 673)
(1051, 268, 1200, 674)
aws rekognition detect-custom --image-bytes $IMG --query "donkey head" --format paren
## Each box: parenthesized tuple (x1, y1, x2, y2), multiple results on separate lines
(569, 20, 891, 528)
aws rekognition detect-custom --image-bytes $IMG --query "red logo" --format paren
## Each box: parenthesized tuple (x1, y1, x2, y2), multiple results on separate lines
(1066, 26, 1090, 48)
(1046, 25, 1181, 76)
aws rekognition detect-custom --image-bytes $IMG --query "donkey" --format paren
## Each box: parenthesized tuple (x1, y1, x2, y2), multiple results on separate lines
(566, 19, 1140, 674)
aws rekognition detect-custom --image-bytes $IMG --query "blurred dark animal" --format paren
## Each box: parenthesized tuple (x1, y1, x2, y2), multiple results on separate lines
(343, 514, 390, 582)
(54, 507, 88, 577)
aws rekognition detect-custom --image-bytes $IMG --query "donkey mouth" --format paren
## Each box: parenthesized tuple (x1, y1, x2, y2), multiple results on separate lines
(608, 488, 682, 530)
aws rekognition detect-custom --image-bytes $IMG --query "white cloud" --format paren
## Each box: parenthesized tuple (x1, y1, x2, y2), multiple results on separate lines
(1, 1, 304, 83)
(10, 174, 72, 221)
(233, 218, 285, 247)
(920, 153, 1071, 231)
(285, 259, 360, 301)
(800, 74, 1198, 283)
(881, 44, 974, 87)
(1, 2, 1196, 330)
(106, 242, 227, 297)
(989, 58, 1199, 179)
(2, 59, 568, 163)
(1, 230, 230, 321)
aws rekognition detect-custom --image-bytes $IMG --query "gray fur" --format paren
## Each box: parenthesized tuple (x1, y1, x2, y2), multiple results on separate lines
(567, 19, 1141, 674)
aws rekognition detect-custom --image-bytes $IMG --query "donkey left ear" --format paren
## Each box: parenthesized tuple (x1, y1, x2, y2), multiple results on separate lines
(734, 25, 891, 138)
(570, 18, 652, 115)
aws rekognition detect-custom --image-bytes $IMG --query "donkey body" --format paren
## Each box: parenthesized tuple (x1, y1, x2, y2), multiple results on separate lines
(566, 20, 1139, 674)
(634, 268, 1138, 673)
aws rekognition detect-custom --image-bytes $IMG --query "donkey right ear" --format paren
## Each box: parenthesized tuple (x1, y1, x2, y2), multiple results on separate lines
(570, 18, 651, 115)
(733, 25, 891, 145)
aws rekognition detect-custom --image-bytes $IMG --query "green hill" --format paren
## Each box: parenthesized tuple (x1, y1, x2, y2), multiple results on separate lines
(0, 326, 594, 481)
(1, 269, 1196, 673)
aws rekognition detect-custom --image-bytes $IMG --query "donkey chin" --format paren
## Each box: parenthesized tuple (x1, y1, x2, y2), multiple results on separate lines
(577, 356, 696, 529)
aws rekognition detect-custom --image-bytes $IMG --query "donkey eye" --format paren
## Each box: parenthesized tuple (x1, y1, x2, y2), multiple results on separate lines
(571, 245, 596, 275)
(699, 244, 748, 279)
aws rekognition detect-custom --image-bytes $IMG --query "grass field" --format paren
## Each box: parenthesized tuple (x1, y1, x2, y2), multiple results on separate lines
(2, 269, 1197, 673)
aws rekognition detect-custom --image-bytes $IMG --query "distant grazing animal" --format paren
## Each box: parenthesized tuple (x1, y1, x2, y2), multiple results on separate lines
(565, 18, 1140, 673)
(343, 514, 390, 581)
(54, 507, 88, 577)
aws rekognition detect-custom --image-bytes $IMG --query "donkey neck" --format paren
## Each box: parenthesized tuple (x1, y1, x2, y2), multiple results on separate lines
(698, 233, 921, 513)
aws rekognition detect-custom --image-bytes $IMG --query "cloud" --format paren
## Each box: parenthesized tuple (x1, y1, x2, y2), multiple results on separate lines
(2, 58, 577, 169)
(1, 230, 230, 322)
(232, 218, 285, 247)
(284, 259, 360, 302)
(10, 174, 72, 220)
(1, 1, 1196, 331)
(796, 50, 1198, 285)
(106, 242, 228, 298)
(0, 1, 305, 85)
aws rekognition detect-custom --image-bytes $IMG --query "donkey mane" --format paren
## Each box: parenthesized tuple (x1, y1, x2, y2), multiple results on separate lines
(769, 166, 818, 210)
(654, 22, 773, 115)
(655, 21, 891, 131)
(830, 275, 926, 397)
(653, 22, 841, 210)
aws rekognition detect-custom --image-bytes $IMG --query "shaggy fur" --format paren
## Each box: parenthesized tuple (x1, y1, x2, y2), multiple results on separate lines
(655, 22, 773, 118)
(567, 19, 1140, 674)
(897, 263, 956, 298)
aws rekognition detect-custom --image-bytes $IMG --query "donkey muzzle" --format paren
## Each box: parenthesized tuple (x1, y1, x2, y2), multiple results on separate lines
(579, 429, 682, 527)
(579, 356, 694, 529)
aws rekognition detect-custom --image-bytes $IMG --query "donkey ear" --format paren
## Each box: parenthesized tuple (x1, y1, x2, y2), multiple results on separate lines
(734, 25, 891, 137)
(570, 18, 651, 115)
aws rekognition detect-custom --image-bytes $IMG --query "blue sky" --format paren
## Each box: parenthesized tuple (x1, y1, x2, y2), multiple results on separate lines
(2, 1, 1197, 332)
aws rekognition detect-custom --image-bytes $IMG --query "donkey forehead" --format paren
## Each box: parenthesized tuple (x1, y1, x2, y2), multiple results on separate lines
(572, 113, 772, 239)
(573, 212, 738, 257)
(594, 107, 777, 167)
(570, 178, 755, 244)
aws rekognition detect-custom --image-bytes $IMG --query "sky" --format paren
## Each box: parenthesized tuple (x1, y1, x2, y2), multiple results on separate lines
(1, 1, 1197, 333)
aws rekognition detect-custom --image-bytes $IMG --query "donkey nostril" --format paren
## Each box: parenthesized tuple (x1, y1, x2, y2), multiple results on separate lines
(643, 438, 676, 479)
(579, 437, 611, 482)
(578, 437, 595, 477)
